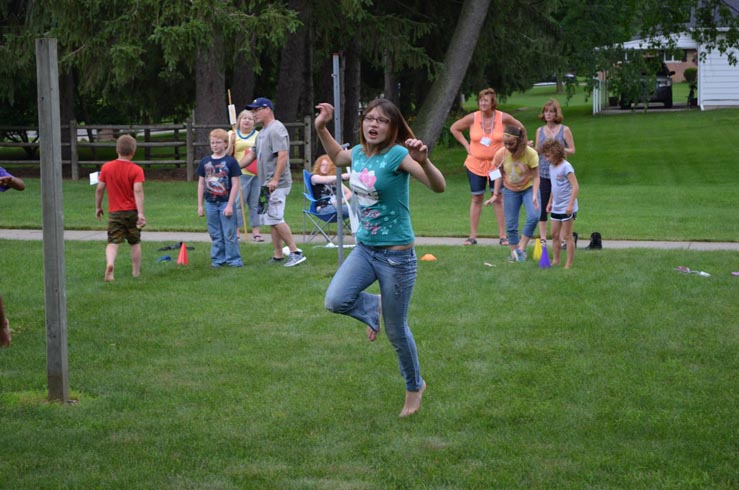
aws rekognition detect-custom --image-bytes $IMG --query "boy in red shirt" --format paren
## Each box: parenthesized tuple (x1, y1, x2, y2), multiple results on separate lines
(95, 134, 146, 282)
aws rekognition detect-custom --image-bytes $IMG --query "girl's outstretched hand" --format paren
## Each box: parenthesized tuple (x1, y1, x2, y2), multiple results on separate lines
(405, 139, 428, 164)
(314, 103, 334, 130)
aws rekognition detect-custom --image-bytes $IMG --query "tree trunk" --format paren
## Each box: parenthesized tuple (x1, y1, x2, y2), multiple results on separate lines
(299, 3, 314, 124)
(383, 49, 398, 106)
(411, 0, 491, 151)
(275, 0, 309, 122)
(314, 55, 335, 157)
(231, 45, 256, 108)
(343, 39, 361, 146)
(59, 70, 76, 161)
(194, 33, 226, 159)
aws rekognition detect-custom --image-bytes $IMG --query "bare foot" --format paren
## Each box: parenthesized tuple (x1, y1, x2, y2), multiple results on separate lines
(400, 380, 426, 418)
(104, 264, 115, 282)
(1, 318, 11, 348)
(367, 295, 382, 342)
(551, 260, 560, 266)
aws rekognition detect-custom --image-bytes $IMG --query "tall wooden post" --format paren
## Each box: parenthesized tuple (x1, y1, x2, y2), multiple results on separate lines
(36, 38, 70, 403)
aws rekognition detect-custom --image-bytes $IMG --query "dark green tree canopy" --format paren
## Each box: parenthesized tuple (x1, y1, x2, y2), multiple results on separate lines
(1, 0, 737, 135)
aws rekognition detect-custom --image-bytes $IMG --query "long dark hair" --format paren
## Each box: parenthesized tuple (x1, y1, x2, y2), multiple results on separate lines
(359, 98, 415, 155)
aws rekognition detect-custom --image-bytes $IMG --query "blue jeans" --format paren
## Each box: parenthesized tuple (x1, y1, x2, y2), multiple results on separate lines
(503, 186, 539, 246)
(205, 200, 243, 266)
(324, 243, 422, 391)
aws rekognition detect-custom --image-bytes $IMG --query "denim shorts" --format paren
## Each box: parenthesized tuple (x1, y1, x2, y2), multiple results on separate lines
(466, 168, 493, 196)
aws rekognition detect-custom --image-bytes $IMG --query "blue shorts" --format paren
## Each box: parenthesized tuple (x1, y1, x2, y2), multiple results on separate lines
(466, 168, 493, 196)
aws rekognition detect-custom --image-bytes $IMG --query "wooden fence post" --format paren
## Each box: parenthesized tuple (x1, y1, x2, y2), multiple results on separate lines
(303, 115, 312, 170)
(69, 119, 79, 180)
(174, 126, 180, 162)
(144, 128, 151, 165)
(186, 118, 194, 182)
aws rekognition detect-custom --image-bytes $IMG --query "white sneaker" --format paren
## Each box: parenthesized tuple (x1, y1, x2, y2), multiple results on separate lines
(283, 246, 302, 256)
(284, 251, 306, 267)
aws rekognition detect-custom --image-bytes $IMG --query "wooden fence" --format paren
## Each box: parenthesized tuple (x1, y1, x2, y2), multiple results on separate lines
(0, 116, 313, 181)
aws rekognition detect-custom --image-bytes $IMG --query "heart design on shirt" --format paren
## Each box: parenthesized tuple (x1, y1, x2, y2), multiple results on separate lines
(359, 168, 376, 188)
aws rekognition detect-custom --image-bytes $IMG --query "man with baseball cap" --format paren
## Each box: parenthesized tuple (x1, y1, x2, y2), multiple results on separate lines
(242, 97, 306, 267)
(246, 97, 273, 111)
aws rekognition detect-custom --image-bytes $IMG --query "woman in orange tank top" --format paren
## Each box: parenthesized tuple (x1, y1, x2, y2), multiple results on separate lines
(450, 88, 525, 246)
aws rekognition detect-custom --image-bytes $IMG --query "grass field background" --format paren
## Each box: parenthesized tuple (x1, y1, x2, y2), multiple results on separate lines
(1, 84, 738, 489)
(1, 83, 737, 242)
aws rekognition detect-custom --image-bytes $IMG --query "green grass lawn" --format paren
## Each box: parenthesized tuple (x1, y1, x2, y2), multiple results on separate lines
(1, 85, 737, 489)
(2, 82, 737, 242)
(1, 240, 737, 489)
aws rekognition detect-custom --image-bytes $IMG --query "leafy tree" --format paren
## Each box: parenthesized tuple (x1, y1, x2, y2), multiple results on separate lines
(0, 1, 298, 125)
(411, 0, 492, 149)
(3, 0, 739, 157)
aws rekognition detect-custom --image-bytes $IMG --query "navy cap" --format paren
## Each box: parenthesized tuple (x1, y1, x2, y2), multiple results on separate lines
(245, 97, 274, 111)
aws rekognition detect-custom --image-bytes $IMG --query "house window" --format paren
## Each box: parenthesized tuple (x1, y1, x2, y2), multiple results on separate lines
(664, 50, 687, 63)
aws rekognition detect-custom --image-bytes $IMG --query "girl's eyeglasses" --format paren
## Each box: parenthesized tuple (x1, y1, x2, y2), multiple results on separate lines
(363, 115, 390, 125)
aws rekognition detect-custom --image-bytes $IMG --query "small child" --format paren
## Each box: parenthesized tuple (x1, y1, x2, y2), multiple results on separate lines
(95, 135, 146, 281)
(541, 139, 579, 268)
(197, 128, 243, 268)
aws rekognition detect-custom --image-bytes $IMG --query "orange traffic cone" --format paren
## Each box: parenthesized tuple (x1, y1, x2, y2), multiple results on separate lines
(177, 242, 189, 266)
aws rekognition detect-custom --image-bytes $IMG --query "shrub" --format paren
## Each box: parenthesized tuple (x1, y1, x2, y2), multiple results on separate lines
(684, 67, 697, 87)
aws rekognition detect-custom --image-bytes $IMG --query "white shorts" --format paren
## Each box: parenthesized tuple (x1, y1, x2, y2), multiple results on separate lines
(262, 185, 291, 225)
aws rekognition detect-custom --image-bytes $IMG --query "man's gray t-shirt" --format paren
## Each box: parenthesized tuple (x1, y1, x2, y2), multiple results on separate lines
(256, 120, 291, 189)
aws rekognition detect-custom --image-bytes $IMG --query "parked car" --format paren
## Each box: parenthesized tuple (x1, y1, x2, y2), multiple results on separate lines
(620, 62, 675, 109)
(535, 73, 576, 86)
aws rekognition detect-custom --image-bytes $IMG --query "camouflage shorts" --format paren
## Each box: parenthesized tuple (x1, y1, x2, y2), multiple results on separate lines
(108, 210, 141, 245)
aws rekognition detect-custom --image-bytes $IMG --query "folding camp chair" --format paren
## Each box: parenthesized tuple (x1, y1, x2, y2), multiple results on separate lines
(302, 169, 351, 244)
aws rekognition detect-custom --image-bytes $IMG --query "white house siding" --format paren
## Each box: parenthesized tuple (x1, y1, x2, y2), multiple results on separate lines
(698, 43, 739, 108)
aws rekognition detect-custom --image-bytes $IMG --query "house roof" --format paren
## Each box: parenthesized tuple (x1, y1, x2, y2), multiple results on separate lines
(620, 34, 698, 51)
(619, 0, 739, 51)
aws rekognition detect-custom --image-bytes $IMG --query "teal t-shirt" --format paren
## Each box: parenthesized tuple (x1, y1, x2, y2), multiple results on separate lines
(350, 144, 414, 246)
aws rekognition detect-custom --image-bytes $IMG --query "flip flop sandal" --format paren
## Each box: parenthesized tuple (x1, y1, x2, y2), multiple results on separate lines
(463, 237, 478, 245)
(252, 235, 264, 242)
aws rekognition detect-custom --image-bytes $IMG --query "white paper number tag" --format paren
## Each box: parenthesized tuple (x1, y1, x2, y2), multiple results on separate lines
(480, 137, 491, 147)
(488, 168, 501, 180)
